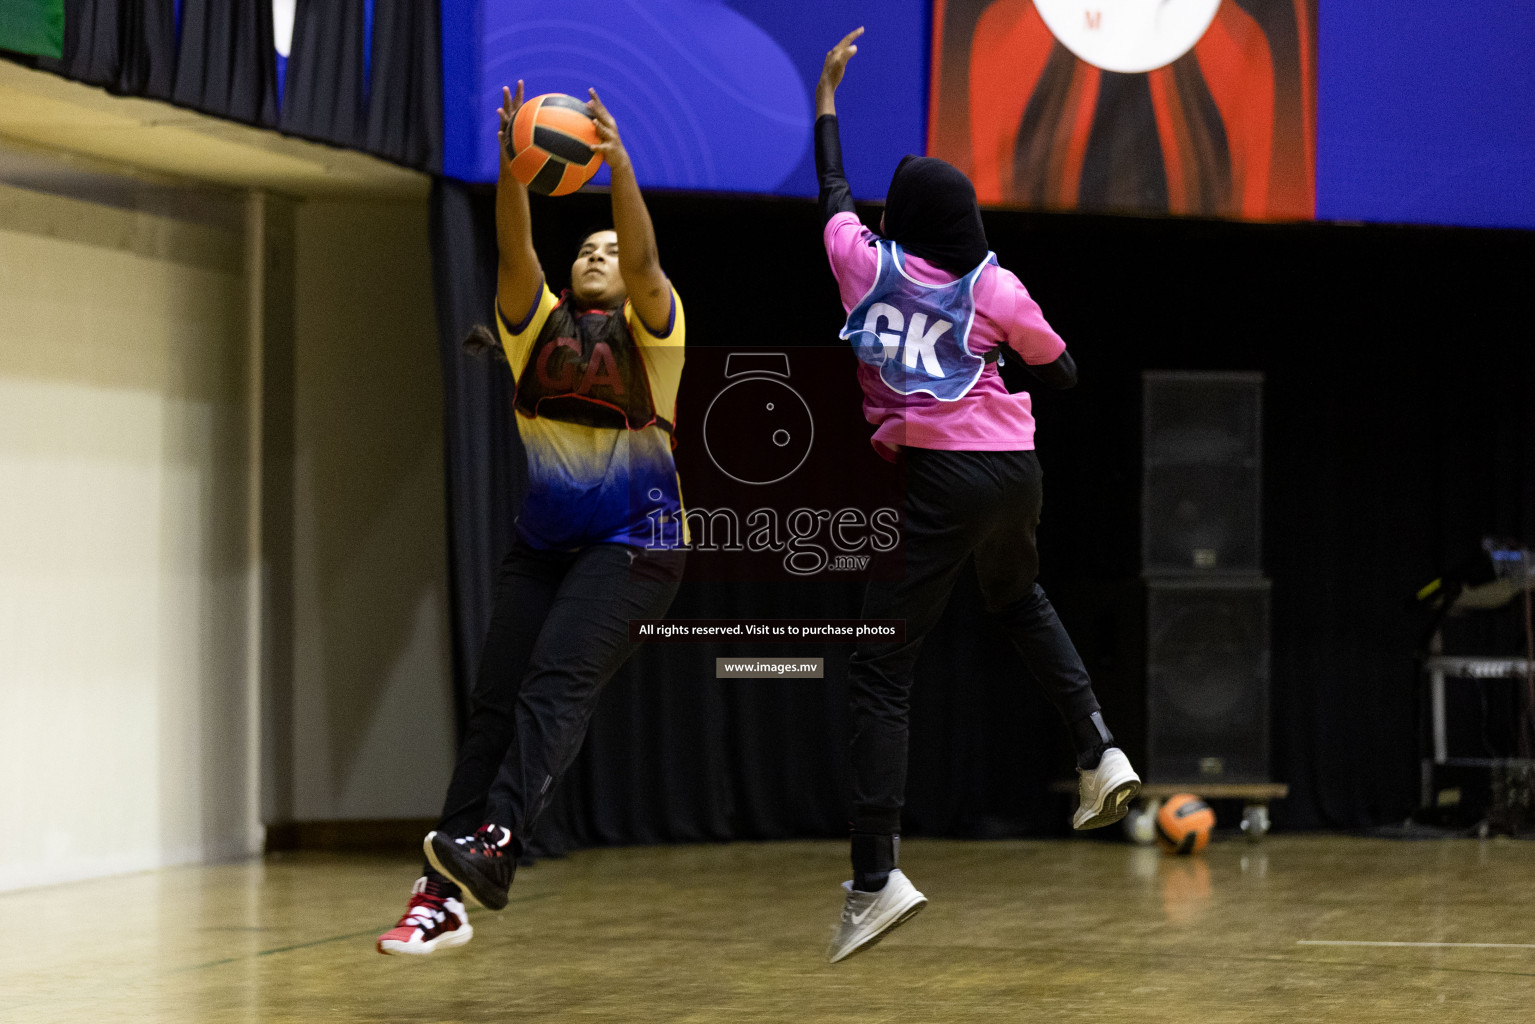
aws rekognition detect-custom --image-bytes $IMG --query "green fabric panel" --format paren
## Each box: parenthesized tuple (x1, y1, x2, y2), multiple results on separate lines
(0, 0, 65, 59)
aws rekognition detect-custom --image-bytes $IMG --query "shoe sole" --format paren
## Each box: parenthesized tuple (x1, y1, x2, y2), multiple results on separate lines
(377, 923, 474, 957)
(423, 832, 509, 911)
(1073, 778, 1141, 830)
(829, 892, 928, 964)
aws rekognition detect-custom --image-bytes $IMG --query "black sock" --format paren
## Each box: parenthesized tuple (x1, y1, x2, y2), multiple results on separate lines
(851, 832, 898, 893)
(422, 864, 462, 900)
(1071, 711, 1114, 770)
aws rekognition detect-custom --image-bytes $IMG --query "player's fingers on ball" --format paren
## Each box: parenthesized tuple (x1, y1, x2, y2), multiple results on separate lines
(590, 91, 618, 125)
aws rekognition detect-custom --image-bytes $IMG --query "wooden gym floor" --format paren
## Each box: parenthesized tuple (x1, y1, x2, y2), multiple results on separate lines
(5, 836, 1533, 1023)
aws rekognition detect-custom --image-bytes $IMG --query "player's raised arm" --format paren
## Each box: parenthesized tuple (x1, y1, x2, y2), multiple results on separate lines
(815, 28, 863, 225)
(495, 82, 545, 323)
(586, 88, 672, 334)
(816, 26, 862, 119)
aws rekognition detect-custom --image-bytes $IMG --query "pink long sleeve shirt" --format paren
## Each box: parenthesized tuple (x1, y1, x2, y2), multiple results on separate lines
(824, 211, 1067, 460)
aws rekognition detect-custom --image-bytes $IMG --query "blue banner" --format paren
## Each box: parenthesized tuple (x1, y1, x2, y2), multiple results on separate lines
(442, 0, 926, 200)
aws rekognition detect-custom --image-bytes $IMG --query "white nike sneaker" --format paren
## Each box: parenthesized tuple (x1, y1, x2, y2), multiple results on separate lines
(1073, 746, 1142, 830)
(826, 868, 928, 963)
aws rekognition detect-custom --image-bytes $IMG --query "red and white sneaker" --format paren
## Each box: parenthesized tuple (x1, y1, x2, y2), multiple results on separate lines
(376, 876, 473, 956)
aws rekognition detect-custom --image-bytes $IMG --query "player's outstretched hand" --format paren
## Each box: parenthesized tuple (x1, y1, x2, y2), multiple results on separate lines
(818, 27, 863, 100)
(497, 81, 524, 164)
(586, 89, 632, 174)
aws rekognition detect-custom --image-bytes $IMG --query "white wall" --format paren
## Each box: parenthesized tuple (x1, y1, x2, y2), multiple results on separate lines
(287, 199, 456, 821)
(0, 162, 455, 895)
(0, 179, 260, 890)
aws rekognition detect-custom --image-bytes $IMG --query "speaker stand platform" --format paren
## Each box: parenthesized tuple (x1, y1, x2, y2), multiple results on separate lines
(1051, 780, 1289, 842)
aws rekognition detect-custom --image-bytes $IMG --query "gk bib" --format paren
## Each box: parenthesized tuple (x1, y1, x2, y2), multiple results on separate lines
(840, 241, 997, 402)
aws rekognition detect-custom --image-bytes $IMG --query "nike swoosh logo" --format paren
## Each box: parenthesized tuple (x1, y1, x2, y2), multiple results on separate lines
(848, 903, 877, 926)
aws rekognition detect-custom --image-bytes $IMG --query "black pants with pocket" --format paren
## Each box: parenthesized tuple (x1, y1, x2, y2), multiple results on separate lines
(424, 537, 684, 871)
(849, 447, 1101, 835)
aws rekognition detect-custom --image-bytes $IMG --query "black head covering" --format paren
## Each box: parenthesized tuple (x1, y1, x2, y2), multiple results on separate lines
(882, 155, 989, 275)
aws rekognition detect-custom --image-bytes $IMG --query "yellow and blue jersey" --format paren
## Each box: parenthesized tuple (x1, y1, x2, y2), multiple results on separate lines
(496, 283, 685, 551)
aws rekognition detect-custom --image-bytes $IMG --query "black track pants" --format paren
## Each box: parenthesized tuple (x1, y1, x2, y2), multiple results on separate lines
(848, 448, 1101, 835)
(426, 538, 683, 866)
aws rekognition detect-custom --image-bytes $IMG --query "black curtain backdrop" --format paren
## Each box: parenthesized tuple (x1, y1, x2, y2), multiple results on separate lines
(171, 0, 277, 126)
(34, 0, 178, 98)
(17, 0, 440, 171)
(431, 177, 1535, 848)
(279, 0, 367, 144)
(360, 0, 441, 170)
(282, 0, 442, 170)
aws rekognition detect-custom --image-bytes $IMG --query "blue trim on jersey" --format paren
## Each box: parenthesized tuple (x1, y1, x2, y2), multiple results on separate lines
(516, 434, 682, 551)
(839, 241, 996, 402)
(639, 291, 678, 340)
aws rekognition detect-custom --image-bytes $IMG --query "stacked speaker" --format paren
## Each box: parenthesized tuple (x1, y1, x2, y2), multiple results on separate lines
(1141, 372, 1271, 784)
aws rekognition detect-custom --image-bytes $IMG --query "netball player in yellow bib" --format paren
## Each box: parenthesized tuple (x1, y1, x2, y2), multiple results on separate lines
(377, 82, 687, 956)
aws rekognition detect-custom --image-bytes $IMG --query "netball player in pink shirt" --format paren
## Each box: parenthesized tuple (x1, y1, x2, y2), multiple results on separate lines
(816, 29, 1141, 963)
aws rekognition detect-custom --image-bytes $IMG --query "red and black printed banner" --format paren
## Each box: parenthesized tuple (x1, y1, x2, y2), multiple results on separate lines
(929, 0, 1316, 220)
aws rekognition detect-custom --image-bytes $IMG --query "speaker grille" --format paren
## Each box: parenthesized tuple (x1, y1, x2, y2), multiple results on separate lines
(1146, 581, 1270, 783)
(1142, 372, 1262, 574)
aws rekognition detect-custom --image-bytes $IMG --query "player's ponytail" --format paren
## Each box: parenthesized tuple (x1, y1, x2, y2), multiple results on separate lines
(462, 324, 506, 362)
